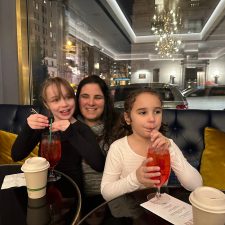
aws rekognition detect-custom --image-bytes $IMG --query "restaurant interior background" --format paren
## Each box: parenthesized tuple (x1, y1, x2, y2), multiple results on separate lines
(0, 0, 225, 106)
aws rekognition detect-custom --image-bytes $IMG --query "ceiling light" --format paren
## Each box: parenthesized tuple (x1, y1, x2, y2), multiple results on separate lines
(155, 35, 182, 58)
(151, 8, 182, 36)
(151, 1, 182, 58)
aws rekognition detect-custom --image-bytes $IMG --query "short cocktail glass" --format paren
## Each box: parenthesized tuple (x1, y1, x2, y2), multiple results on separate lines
(146, 144, 171, 204)
(40, 132, 61, 181)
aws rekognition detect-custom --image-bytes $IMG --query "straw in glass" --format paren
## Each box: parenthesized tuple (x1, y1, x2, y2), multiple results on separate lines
(49, 118, 53, 143)
(31, 108, 38, 114)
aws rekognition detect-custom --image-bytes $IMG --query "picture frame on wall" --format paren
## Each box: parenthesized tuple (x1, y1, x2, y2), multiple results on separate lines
(139, 73, 146, 79)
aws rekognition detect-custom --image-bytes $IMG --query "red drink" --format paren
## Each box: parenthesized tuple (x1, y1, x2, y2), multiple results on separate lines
(147, 147, 171, 187)
(41, 135, 61, 169)
(47, 185, 62, 209)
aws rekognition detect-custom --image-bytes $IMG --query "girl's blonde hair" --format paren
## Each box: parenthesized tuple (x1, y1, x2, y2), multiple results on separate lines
(41, 77, 75, 105)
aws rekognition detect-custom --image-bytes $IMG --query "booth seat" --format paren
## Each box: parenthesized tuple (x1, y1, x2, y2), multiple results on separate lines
(0, 104, 225, 188)
(162, 109, 225, 188)
(0, 105, 42, 164)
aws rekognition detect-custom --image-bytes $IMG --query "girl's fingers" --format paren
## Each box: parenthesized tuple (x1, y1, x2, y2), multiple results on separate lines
(144, 171, 161, 179)
(150, 131, 169, 149)
(27, 114, 49, 129)
(51, 120, 70, 131)
(142, 158, 152, 166)
(138, 158, 162, 187)
(142, 163, 161, 184)
(142, 174, 161, 186)
(144, 179, 160, 186)
(28, 114, 48, 123)
(145, 166, 160, 172)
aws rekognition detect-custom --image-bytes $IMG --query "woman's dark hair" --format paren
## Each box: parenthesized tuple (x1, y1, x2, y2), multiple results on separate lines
(115, 88, 167, 138)
(74, 75, 116, 148)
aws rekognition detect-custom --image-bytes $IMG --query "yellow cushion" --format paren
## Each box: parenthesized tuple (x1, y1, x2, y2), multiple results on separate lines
(200, 127, 225, 190)
(0, 130, 38, 164)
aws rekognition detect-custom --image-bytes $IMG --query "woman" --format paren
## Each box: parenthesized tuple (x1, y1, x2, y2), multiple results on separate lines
(11, 77, 105, 193)
(74, 75, 118, 211)
(75, 75, 117, 156)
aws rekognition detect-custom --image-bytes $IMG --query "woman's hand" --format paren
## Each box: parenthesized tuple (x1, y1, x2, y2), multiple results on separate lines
(136, 158, 160, 187)
(150, 130, 170, 150)
(27, 114, 49, 129)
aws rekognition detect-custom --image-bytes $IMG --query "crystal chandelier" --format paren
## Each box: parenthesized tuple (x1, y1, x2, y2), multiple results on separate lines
(155, 34, 182, 58)
(151, 7, 182, 35)
(151, 3, 182, 58)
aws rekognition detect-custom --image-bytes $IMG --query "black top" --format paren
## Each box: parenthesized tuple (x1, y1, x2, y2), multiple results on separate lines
(11, 121, 105, 192)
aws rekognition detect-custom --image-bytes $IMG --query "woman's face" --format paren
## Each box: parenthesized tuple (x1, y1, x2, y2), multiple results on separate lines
(79, 83, 105, 127)
(45, 84, 75, 121)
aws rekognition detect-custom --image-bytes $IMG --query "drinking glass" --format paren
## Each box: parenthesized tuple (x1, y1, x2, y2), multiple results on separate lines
(40, 132, 62, 181)
(146, 143, 171, 204)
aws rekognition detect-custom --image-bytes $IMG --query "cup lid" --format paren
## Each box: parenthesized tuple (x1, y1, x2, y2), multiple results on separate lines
(21, 157, 50, 172)
(189, 186, 225, 213)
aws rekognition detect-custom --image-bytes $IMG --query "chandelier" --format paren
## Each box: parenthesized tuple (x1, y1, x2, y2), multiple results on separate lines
(155, 35, 182, 58)
(151, 3, 182, 58)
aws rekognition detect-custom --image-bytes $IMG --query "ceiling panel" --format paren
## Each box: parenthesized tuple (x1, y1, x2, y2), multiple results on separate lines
(69, 0, 225, 61)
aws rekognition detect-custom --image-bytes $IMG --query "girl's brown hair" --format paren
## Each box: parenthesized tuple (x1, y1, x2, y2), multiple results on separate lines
(124, 88, 162, 116)
(41, 77, 75, 105)
(115, 88, 167, 139)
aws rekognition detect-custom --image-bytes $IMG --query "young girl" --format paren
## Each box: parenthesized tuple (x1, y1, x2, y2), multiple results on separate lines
(101, 88, 202, 201)
(11, 77, 105, 192)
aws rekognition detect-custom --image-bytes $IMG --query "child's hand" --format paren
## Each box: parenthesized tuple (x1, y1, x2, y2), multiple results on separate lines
(51, 120, 70, 132)
(136, 158, 160, 187)
(150, 130, 170, 150)
(27, 114, 49, 129)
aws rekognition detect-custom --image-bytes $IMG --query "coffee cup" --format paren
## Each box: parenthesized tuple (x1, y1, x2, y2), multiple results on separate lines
(21, 157, 50, 199)
(189, 186, 225, 225)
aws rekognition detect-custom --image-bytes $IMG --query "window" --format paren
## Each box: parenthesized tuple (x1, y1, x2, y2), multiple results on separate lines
(42, 6, 46, 14)
(188, 89, 206, 97)
(35, 2, 39, 10)
(210, 87, 225, 96)
(9, 0, 225, 108)
(161, 90, 175, 101)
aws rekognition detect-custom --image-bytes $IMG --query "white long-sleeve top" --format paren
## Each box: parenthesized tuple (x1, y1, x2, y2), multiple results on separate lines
(101, 136, 203, 201)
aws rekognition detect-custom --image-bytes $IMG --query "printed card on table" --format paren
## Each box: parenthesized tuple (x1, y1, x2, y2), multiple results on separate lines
(1, 173, 26, 189)
(140, 193, 193, 225)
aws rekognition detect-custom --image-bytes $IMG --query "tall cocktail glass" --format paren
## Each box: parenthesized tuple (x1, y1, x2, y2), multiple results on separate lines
(40, 132, 61, 181)
(146, 144, 171, 204)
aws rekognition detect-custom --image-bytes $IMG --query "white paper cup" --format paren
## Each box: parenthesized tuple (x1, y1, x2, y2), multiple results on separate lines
(21, 157, 50, 199)
(189, 186, 225, 225)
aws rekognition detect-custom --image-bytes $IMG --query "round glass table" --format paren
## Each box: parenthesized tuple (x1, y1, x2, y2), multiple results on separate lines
(78, 186, 192, 225)
(0, 164, 81, 225)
